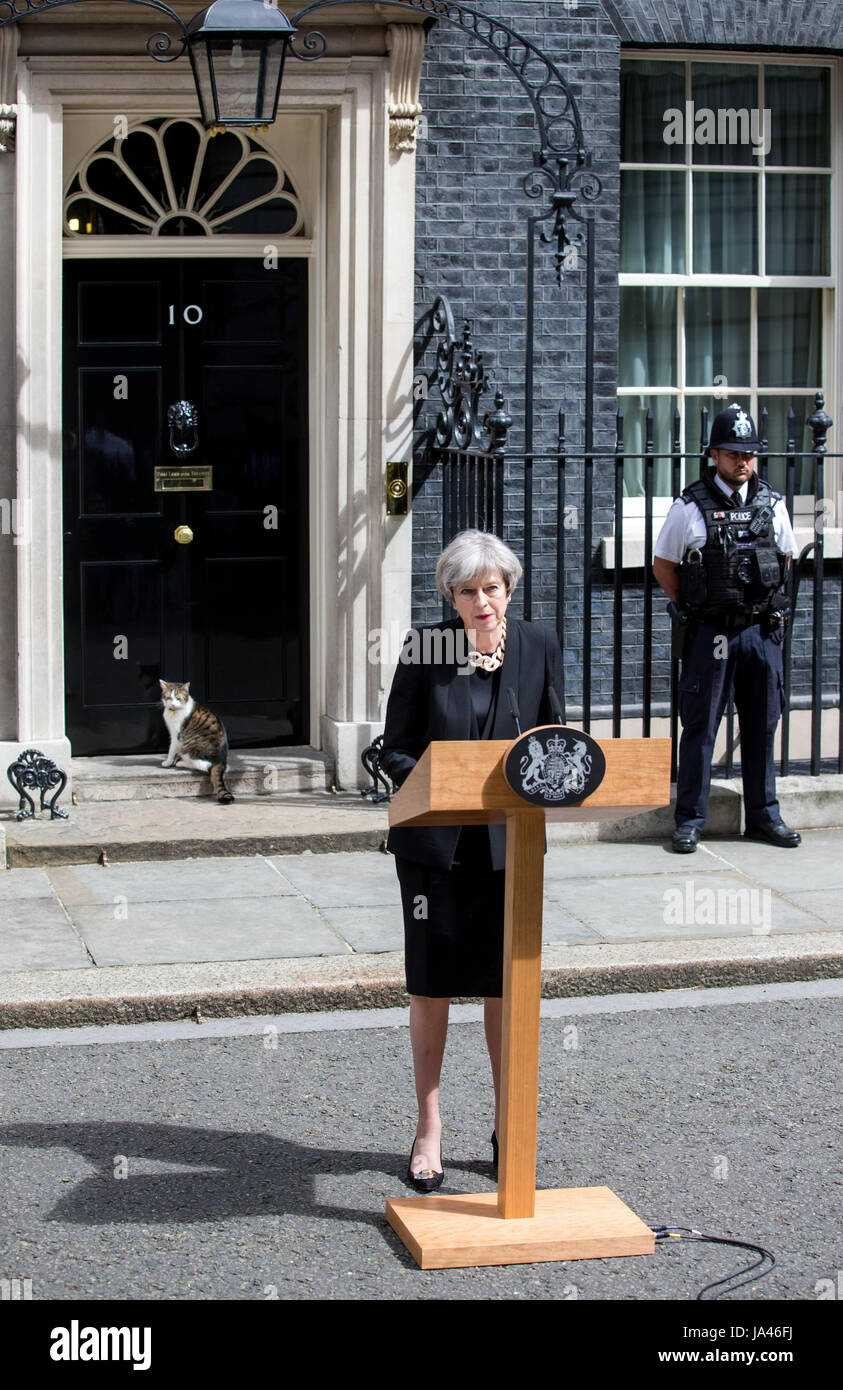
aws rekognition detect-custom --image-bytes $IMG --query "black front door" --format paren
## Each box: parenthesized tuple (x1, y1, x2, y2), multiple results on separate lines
(63, 257, 308, 755)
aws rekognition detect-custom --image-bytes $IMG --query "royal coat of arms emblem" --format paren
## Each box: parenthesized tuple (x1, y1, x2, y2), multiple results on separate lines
(504, 726, 606, 807)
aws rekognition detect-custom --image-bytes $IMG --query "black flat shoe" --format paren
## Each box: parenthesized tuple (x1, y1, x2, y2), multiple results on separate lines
(671, 825, 700, 854)
(744, 819, 801, 848)
(491, 1131, 498, 1172)
(407, 1137, 444, 1193)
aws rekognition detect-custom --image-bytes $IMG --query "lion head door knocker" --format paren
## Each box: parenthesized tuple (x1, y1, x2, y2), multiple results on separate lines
(167, 401, 200, 456)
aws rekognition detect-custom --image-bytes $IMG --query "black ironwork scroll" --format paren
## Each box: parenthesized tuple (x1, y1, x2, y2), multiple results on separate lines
(0, 0, 190, 60)
(6, 748, 69, 820)
(360, 734, 395, 804)
(426, 294, 511, 549)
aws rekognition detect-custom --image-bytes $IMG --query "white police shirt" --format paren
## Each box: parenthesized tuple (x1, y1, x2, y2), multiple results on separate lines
(654, 471, 798, 563)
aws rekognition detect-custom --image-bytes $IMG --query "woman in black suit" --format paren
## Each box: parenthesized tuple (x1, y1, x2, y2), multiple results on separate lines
(380, 530, 563, 1192)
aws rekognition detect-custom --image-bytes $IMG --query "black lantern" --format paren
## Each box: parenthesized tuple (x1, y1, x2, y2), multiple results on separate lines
(186, 0, 298, 129)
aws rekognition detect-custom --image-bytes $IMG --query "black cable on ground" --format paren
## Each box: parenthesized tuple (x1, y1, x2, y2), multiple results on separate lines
(650, 1224, 776, 1300)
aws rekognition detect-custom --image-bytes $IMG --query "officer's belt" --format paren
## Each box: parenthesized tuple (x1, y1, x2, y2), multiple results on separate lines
(693, 610, 764, 631)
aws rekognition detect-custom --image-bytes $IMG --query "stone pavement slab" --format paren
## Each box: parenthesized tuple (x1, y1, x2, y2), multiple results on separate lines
(542, 840, 728, 878)
(544, 873, 827, 941)
(0, 903, 90, 972)
(45, 857, 300, 906)
(699, 830, 843, 889)
(779, 889, 843, 925)
(267, 852, 402, 906)
(0, 869, 59, 899)
(72, 896, 350, 967)
(0, 829, 842, 1026)
(315, 907, 404, 954)
(535, 901, 601, 944)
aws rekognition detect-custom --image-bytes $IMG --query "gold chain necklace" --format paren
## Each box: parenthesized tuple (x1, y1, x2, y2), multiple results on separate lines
(467, 616, 507, 672)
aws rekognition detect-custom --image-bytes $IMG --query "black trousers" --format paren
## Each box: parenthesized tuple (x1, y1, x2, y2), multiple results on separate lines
(395, 826, 505, 998)
(675, 621, 785, 829)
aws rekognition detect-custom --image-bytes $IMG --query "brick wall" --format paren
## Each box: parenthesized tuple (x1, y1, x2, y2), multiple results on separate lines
(411, 0, 840, 718)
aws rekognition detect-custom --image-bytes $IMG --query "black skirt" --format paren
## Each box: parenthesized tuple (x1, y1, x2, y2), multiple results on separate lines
(395, 824, 505, 998)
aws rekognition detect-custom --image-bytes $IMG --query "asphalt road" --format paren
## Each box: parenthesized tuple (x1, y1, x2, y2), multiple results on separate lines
(1, 983, 840, 1305)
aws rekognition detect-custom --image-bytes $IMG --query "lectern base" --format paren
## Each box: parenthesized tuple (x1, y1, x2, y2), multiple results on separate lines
(385, 1186, 655, 1270)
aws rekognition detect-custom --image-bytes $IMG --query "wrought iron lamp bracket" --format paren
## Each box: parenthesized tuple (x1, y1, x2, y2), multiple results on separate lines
(1, 1, 601, 264)
(291, 0, 585, 162)
(293, 1, 604, 285)
(523, 150, 603, 285)
(300, 1, 603, 287)
(0, 0, 190, 61)
(288, 27, 327, 62)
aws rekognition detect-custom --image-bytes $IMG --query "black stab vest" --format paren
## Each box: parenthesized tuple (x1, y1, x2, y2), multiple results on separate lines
(679, 470, 786, 621)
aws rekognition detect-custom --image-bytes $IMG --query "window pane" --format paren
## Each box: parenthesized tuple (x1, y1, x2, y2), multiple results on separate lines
(620, 287, 676, 388)
(85, 156, 159, 221)
(758, 289, 822, 388)
(756, 397, 812, 449)
(766, 66, 830, 167)
(693, 172, 758, 273)
(621, 172, 685, 273)
(691, 63, 758, 166)
(616, 396, 676, 498)
(161, 120, 203, 204)
(196, 133, 244, 208)
(621, 60, 685, 164)
(120, 128, 171, 210)
(685, 288, 751, 389)
(757, 397, 815, 493)
(66, 198, 145, 236)
(766, 175, 830, 275)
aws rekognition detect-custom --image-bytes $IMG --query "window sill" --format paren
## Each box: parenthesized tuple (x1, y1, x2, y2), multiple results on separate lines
(600, 525, 843, 570)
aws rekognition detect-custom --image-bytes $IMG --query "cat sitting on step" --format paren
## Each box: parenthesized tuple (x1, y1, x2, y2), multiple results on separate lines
(159, 680, 234, 804)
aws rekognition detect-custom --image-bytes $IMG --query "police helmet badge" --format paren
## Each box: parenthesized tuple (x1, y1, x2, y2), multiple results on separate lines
(709, 402, 759, 453)
(504, 726, 606, 807)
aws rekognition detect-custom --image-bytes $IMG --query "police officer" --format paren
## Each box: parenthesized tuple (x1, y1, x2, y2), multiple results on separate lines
(653, 403, 801, 853)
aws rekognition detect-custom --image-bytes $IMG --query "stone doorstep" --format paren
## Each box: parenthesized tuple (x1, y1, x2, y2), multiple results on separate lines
(2, 829, 390, 870)
(67, 747, 334, 802)
(3, 775, 843, 869)
(545, 775, 843, 844)
(0, 796, 391, 869)
(0, 936, 840, 1030)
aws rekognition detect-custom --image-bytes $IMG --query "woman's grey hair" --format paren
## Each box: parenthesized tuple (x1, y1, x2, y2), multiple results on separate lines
(435, 530, 523, 603)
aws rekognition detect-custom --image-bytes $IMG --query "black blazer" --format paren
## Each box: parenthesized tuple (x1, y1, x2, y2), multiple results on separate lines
(380, 617, 564, 871)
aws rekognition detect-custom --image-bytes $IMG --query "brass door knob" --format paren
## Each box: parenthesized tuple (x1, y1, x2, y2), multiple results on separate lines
(174, 525, 194, 545)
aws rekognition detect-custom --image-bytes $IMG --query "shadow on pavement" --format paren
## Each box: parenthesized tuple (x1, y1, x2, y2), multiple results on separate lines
(2, 1121, 496, 1241)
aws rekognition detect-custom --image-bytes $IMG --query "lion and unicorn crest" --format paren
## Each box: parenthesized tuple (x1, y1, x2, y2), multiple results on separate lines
(518, 731, 593, 801)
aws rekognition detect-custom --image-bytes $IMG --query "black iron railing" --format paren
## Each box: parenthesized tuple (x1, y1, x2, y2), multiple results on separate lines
(416, 295, 839, 779)
(421, 399, 840, 782)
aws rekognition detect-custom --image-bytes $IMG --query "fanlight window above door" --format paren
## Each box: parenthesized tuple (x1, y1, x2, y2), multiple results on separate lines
(64, 118, 304, 237)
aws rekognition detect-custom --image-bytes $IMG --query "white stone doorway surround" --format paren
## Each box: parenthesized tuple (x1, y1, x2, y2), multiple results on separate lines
(2, 35, 418, 802)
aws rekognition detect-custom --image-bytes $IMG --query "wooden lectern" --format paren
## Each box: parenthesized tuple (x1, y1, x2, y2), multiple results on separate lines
(384, 729, 671, 1269)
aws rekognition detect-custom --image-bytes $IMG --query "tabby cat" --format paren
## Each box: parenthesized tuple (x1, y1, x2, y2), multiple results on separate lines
(159, 680, 234, 804)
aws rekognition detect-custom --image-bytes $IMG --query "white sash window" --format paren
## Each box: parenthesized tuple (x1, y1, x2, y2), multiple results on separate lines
(619, 54, 835, 518)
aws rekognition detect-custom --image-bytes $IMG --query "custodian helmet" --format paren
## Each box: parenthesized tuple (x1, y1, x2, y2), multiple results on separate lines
(708, 402, 760, 454)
